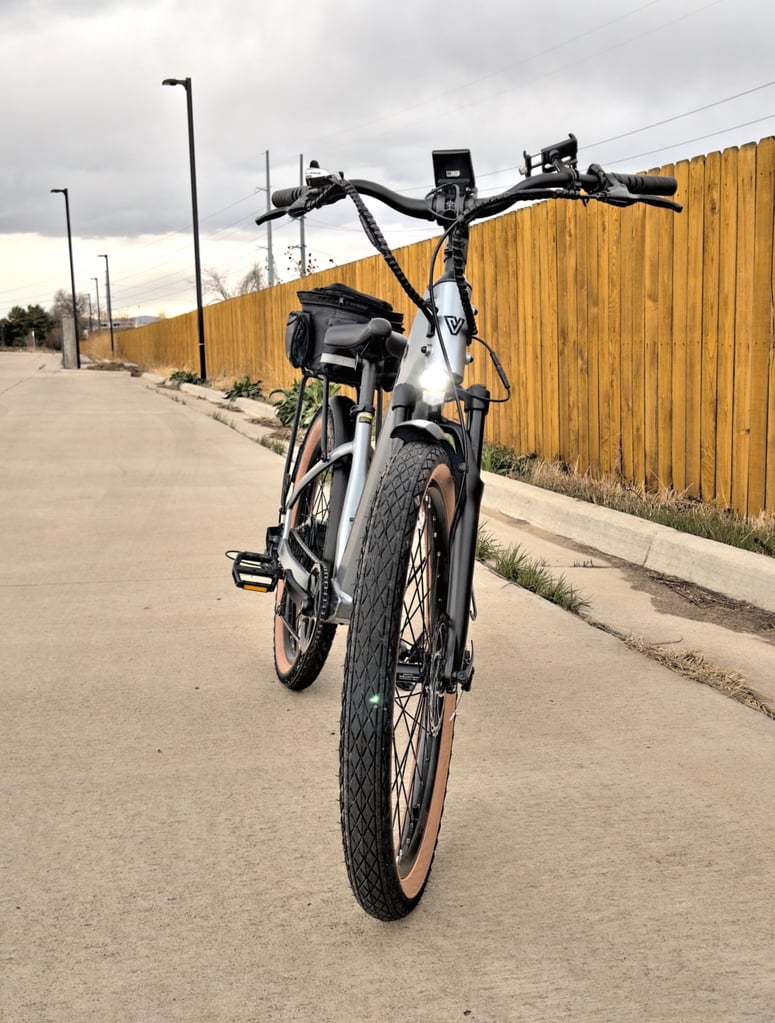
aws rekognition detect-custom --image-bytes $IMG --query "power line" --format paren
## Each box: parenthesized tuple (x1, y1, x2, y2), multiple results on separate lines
(607, 112, 775, 165)
(585, 80, 775, 151)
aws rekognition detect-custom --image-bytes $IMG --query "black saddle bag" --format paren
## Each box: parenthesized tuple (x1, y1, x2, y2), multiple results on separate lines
(285, 282, 404, 389)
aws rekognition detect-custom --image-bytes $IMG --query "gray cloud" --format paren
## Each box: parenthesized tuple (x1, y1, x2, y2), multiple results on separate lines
(2, 0, 774, 315)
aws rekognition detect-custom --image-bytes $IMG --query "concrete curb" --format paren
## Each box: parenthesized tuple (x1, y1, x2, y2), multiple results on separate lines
(481, 471, 775, 614)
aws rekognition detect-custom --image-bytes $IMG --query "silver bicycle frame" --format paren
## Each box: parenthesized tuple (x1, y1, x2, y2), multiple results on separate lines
(327, 275, 472, 621)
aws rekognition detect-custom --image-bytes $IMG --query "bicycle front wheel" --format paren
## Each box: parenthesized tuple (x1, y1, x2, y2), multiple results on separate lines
(340, 441, 457, 920)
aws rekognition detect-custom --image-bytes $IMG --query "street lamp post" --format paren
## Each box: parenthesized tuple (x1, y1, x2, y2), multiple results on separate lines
(91, 276, 101, 334)
(162, 76, 207, 381)
(98, 254, 114, 356)
(50, 187, 81, 369)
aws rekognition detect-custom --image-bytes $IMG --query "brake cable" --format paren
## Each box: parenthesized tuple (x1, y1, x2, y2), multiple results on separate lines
(335, 178, 434, 325)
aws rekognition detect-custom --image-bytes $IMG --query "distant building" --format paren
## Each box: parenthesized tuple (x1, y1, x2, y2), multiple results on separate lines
(99, 315, 161, 330)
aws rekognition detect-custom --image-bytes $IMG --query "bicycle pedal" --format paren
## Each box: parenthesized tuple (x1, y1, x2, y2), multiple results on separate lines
(227, 550, 282, 593)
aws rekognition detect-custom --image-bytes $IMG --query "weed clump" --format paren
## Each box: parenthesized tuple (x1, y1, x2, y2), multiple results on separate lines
(481, 444, 775, 559)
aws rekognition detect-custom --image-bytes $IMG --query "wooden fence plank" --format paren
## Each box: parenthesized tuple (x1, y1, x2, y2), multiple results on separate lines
(715, 147, 739, 507)
(657, 163, 676, 489)
(748, 137, 775, 512)
(574, 205, 591, 471)
(528, 205, 547, 456)
(512, 211, 536, 454)
(585, 203, 602, 472)
(670, 160, 691, 492)
(540, 202, 561, 458)
(685, 156, 706, 496)
(643, 192, 661, 487)
(630, 201, 647, 486)
(555, 202, 572, 461)
(494, 213, 522, 450)
(732, 143, 757, 514)
(700, 151, 721, 503)
(618, 203, 635, 480)
(603, 205, 622, 475)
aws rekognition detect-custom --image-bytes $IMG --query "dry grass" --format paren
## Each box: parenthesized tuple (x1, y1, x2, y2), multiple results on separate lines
(591, 622, 775, 720)
(482, 446, 775, 558)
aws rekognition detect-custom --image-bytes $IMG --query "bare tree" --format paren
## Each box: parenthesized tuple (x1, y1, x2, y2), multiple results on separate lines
(202, 262, 268, 303)
(237, 262, 267, 294)
(202, 266, 233, 302)
(51, 289, 90, 323)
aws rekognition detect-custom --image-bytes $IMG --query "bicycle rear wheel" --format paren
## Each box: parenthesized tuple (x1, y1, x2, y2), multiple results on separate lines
(340, 441, 457, 920)
(273, 395, 353, 691)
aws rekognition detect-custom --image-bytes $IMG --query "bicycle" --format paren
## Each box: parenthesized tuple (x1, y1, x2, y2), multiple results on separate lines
(228, 134, 680, 920)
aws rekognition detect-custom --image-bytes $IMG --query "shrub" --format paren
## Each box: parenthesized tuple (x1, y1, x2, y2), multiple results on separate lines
(270, 378, 340, 428)
(225, 375, 263, 400)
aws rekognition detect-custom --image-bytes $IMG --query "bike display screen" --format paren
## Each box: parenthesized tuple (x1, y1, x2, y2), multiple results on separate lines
(432, 149, 475, 192)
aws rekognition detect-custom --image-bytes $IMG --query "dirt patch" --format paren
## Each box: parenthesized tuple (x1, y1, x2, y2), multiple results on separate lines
(86, 361, 127, 372)
(86, 361, 144, 376)
(249, 416, 292, 441)
(620, 564, 775, 642)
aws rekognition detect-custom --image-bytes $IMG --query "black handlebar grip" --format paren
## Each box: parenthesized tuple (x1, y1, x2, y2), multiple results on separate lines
(272, 187, 305, 208)
(614, 173, 678, 197)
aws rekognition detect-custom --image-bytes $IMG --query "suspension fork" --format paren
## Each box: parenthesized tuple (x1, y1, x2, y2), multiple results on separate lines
(444, 384, 490, 690)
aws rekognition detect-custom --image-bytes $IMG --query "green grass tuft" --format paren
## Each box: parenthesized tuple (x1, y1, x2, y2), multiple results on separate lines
(475, 528, 589, 614)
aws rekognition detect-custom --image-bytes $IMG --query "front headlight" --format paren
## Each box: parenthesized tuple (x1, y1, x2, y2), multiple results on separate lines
(419, 365, 452, 406)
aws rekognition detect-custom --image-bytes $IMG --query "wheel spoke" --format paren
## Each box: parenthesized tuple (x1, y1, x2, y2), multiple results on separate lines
(391, 494, 441, 858)
(274, 400, 351, 691)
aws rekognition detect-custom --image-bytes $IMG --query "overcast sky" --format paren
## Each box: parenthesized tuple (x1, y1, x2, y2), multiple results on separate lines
(1, 0, 773, 321)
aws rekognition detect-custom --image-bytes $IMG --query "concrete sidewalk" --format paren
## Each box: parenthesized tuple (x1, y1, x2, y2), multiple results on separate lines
(143, 367, 775, 717)
(3, 351, 774, 1022)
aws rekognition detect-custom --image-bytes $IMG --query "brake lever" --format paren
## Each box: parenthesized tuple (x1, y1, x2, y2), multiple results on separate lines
(255, 207, 290, 227)
(286, 174, 347, 220)
(587, 167, 682, 213)
(592, 189, 683, 212)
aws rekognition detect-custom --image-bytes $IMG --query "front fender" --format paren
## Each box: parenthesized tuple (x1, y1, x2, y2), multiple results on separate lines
(391, 418, 449, 446)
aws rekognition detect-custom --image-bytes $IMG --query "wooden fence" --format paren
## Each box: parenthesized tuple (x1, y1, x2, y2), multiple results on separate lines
(84, 137, 775, 516)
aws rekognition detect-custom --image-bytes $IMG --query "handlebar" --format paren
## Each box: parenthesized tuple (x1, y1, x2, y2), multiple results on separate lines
(255, 144, 682, 228)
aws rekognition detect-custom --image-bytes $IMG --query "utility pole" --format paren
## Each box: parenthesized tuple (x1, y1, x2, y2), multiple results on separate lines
(299, 154, 307, 276)
(98, 254, 114, 356)
(265, 150, 275, 286)
(91, 276, 101, 332)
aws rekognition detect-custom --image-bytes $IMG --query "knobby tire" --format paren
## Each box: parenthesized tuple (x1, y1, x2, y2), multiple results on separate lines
(340, 441, 457, 920)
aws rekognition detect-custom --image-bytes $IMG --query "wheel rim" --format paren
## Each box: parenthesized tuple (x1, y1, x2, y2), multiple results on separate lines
(391, 469, 455, 897)
(274, 419, 334, 676)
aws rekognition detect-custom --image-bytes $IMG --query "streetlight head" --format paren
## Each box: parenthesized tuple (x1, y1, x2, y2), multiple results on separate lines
(162, 78, 185, 87)
(50, 188, 66, 194)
